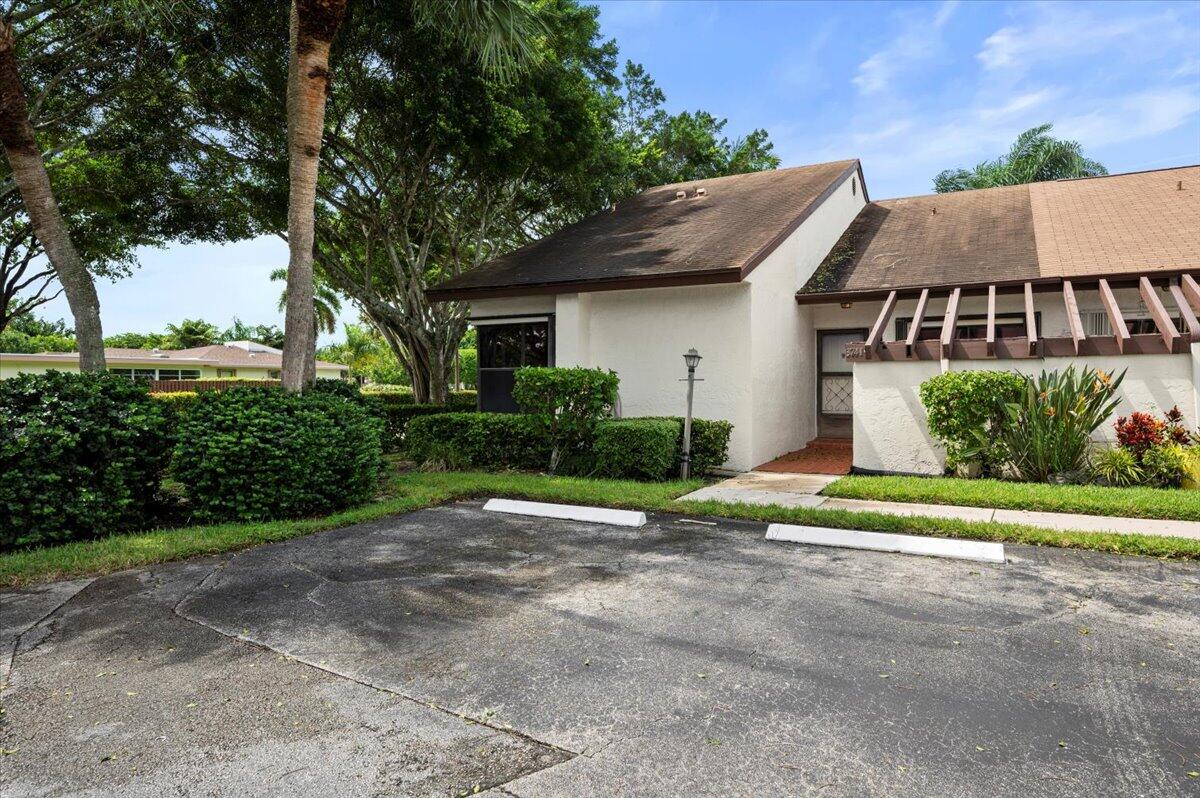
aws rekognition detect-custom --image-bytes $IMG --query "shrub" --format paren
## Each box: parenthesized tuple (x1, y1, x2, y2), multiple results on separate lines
(371, 392, 479, 453)
(639, 416, 733, 476)
(594, 419, 681, 480)
(405, 413, 549, 471)
(995, 367, 1124, 483)
(1142, 444, 1186, 488)
(458, 348, 477, 390)
(307, 378, 364, 402)
(0, 372, 172, 550)
(1182, 448, 1200, 490)
(1090, 446, 1143, 487)
(918, 370, 1026, 473)
(513, 367, 619, 473)
(150, 391, 201, 438)
(173, 388, 382, 522)
(1115, 412, 1166, 460)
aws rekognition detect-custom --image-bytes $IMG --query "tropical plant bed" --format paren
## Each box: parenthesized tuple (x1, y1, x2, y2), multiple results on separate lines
(4, 469, 1199, 589)
(823, 475, 1200, 522)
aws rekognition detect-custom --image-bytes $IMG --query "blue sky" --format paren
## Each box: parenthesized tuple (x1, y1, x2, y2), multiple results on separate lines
(40, 0, 1200, 341)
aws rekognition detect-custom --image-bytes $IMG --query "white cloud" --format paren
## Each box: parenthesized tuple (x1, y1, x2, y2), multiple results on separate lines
(1056, 88, 1200, 147)
(852, 0, 959, 95)
(978, 88, 1058, 120)
(978, 4, 1190, 73)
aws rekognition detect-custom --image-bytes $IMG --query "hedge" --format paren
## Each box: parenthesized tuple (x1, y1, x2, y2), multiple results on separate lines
(405, 412, 549, 471)
(513, 367, 618, 473)
(919, 370, 1025, 472)
(594, 419, 681, 480)
(172, 388, 383, 522)
(371, 391, 478, 452)
(639, 417, 733, 476)
(1, 372, 172, 550)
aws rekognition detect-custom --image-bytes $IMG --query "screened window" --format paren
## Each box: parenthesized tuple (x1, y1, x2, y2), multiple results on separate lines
(476, 320, 551, 412)
(896, 314, 1030, 341)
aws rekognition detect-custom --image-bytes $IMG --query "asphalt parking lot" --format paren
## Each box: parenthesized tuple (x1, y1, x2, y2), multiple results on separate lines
(2, 502, 1197, 797)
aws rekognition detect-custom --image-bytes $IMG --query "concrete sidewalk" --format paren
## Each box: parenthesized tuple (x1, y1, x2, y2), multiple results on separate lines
(678, 472, 1200, 541)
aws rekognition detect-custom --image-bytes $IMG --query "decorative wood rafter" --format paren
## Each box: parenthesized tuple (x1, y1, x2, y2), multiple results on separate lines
(940, 287, 961, 359)
(985, 285, 996, 356)
(1179, 273, 1200, 310)
(905, 288, 930, 358)
(866, 290, 898, 356)
(1024, 282, 1037, 356)
(1062, 280, 1085, 355)
(1169, 281, 1200, 342)
(1097, 278, 1130, 353)
(1139, 276, 1180, 352)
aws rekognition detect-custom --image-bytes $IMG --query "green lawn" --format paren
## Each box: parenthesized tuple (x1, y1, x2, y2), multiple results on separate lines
(823, 475, 1200, 522)
(3, 470, 1198, 589)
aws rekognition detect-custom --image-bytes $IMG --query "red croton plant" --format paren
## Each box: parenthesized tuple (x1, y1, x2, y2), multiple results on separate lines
(1114, 406, 1191, 460)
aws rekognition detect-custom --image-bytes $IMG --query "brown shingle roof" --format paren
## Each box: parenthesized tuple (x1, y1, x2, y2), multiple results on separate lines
(3, 344, 345, 370)
(801, 165, 1200, 297)
(428, 160, 862, 300)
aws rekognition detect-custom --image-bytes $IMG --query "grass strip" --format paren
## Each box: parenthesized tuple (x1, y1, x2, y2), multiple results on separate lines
(3, 470, 1197, 589)
(823, 475, 1200, 522)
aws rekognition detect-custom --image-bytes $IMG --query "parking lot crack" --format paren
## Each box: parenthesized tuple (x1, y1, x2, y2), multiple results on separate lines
(2, 577, 94, 688)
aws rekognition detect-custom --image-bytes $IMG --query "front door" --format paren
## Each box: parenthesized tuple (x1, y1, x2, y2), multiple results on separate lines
(816, 329, 865, 439)
(476, 319, 552, 412)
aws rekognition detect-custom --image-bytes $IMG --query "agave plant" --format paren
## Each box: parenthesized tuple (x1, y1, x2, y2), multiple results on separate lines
(993, 367, 1125, 483)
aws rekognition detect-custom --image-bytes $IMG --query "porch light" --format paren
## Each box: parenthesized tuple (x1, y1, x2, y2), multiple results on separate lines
(680, 349, 703, 479)
(840, 301, 853, 309)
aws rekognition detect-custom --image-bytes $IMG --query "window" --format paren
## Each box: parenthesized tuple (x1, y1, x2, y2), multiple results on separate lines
(1081, 310, 1183, 337)
(268, 369, 281, 380)
(108, 367, 199, 381)
(476, 320, 552, 412)
(217, 368, 237, 378)
(896, 314, 1030, 341)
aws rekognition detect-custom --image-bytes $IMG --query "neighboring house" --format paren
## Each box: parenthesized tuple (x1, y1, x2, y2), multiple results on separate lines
(0, 340, 349, 382)
(429, 160, 1200, 474)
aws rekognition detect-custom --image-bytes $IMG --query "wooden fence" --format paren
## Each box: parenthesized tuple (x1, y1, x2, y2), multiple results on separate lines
(149, 379, 280, 393)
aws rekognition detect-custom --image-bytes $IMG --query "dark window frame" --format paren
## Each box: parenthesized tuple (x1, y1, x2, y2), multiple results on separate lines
(816, 327, 867, 416)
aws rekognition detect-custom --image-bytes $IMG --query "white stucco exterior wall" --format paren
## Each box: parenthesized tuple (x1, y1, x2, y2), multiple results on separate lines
(744, 170, 866, 465)
(853, 353, 1197, 475)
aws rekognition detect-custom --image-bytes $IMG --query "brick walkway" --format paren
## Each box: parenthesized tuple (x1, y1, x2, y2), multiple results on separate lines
(755, 438, 852, 475)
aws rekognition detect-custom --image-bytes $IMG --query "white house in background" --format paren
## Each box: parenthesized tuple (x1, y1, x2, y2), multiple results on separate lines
(0, 340, 349, 382)
(428, 161, 1200, 475)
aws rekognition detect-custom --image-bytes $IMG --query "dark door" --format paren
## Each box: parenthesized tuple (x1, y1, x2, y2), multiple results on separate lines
(477, 320, 552, 412)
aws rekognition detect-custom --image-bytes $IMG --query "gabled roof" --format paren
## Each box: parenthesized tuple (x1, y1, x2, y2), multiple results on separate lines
(427, 160, 864, 300)
(800, 165, 1200, 299)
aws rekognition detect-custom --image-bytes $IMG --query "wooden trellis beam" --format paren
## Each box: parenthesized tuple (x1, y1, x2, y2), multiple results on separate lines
(1097, 278, 1130, 353)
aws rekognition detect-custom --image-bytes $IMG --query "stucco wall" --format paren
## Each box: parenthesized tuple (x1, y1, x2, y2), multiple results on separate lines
(745, 169, 865, 465)
(853, 353, 1198, 475)
(0, 360, 342, 381)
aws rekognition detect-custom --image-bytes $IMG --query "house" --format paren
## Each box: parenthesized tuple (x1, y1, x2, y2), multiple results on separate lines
(0, 340, 349, 383)
(428, 160, 1200, 475)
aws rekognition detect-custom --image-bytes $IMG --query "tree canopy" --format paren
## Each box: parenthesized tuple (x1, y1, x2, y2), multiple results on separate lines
(934, 123, 1107, 193)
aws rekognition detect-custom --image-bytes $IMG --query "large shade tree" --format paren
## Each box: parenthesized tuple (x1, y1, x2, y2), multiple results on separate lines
(0, 2, 253, 350)
(934, 123, 1107, 193)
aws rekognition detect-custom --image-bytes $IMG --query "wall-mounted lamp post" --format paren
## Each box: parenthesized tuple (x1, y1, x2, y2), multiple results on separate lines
(680, 348, 702, 479)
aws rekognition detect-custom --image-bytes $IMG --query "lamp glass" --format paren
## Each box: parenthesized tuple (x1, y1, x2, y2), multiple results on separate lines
(683, 349, 702, 369)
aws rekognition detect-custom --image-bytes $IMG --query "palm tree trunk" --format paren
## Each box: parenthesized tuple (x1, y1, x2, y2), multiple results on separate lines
(0, 22, 104, 371)
(281, 0, 345, 392)
(303, 316, 317, 384)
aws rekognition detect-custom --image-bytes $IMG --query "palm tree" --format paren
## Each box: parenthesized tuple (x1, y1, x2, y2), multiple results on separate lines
(934, 123, 1107, 193)
(0, 19, 104, 370)
(272, 266, 339, 335)
(279, 0, 545, 392)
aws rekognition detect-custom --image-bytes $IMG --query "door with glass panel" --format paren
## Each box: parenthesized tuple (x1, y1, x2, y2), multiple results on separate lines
(816, 329, 866, 438)
(477, 319, 552, 412)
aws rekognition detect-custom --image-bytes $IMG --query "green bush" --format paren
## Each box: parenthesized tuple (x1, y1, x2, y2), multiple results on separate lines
(1142, 444, 1186, 488)
(405, 413, 549, 471)
(1090, 446, 1143, 487)
(172, 388, 382, 522)
(0, 372, 172, 550)
(512, 367, 619, 473)
(458, 348, 477, 390)
(639, 416, 733, 476)
(370, 391, 478, 453)
(919, 370, 1026, 473)
(307, 378, 364, 402)
(594, 419, 681, 480)
(996, 367, 1124, 483)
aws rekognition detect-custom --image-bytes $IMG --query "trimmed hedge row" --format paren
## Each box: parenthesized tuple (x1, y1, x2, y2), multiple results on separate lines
(371, 392, 477, 453)
(173, 388, 383, 522)
(406, 412, 732, 479)
(1, 372, 172, 550)
(594, 419, 681, 480)
(406, 412, 549, 471)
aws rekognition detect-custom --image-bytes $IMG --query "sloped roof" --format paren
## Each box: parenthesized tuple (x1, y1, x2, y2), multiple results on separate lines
(2, 343, 345, 370)
(428, 160, 863, 300)
(801, 165, 1200, 297)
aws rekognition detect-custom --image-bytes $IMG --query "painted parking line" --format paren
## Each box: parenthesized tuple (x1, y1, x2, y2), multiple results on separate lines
(766, 523, 1005, 563)
(483, 499, 648, 528)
